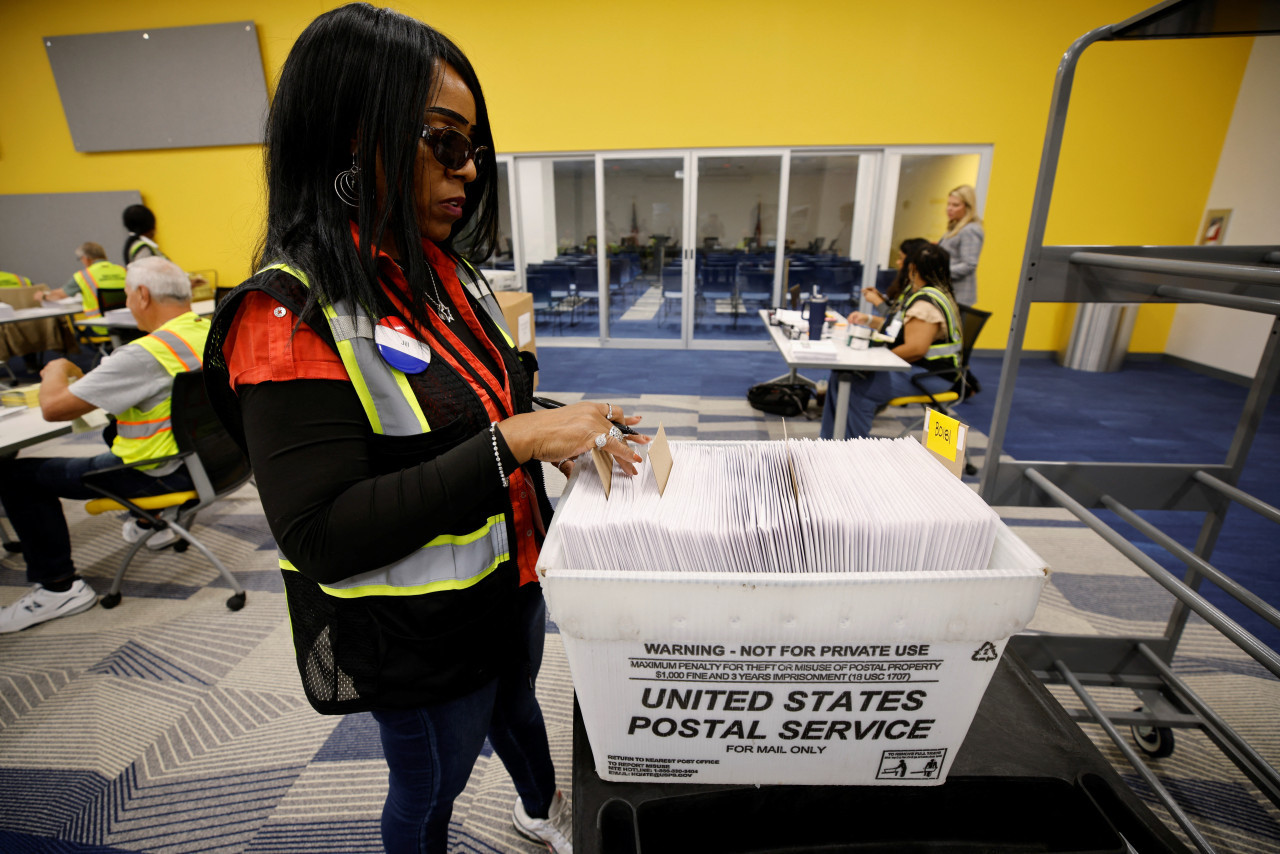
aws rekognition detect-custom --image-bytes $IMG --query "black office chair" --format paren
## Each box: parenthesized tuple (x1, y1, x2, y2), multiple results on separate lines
(885, 304, 991, 450)
(82, 369, 251, 611)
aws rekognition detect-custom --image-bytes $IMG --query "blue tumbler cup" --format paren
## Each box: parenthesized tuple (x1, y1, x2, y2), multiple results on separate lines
(806, 294, 828, 340)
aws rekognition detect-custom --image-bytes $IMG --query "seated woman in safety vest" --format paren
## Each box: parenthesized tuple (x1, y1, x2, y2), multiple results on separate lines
(205, 6, 648, 853)
(860, 236, 932, 318)
(0, 256, 208, 634)
(820, 243, 963, 439)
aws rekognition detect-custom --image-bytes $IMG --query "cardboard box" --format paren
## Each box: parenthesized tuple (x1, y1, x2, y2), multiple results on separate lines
(540, 522, 1047, 787)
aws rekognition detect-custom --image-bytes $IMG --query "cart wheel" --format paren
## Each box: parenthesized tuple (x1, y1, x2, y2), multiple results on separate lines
(1130, 707, 1175, 758)
(100, 592, 122, 609)
(173, 540, 189, 553)
(226, 592, 247, 611)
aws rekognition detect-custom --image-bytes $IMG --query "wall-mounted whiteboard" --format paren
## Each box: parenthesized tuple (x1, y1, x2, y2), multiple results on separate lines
(0, 191, 143, 286)
(44, 21, 268, 153)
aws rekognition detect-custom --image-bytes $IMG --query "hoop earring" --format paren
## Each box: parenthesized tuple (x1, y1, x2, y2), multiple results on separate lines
(334, 155, 361, 207)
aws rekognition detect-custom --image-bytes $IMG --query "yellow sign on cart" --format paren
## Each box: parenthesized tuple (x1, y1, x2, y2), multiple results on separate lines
(924, 408, 966, 469)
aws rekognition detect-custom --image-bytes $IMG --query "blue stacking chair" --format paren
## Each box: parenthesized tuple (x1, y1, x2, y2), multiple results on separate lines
(661, 265, 683, 324)
(874, 268, 898, 295)
(697, 263, 738, 327)
(738, 262, 774, 311)
(824, 261, 859, 312)
(525, 268, 562, 333)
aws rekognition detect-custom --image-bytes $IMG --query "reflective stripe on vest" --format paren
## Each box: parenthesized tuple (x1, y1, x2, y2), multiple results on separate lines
(75, 267, 101, 318)
(127, 236, 165, 261)
(75, 262, 123, 329)
(279, 513, 509, 597)
(111, 312, 209, 466)
(455, 258, 515, 349)
(259, 262, 510, 598)
(904, 287, 962, 362)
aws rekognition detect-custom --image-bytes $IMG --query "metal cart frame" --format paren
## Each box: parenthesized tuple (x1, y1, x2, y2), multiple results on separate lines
(978, 1, 1280, 851)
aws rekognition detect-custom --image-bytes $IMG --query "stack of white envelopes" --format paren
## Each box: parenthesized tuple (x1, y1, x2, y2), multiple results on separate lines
(554, 437, 1000, 575)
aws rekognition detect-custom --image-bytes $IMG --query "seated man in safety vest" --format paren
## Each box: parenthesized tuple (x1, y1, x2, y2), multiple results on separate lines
(0, 270, 34, 288)
(35, 242, 128, 315)
(0, 257, 210, 633)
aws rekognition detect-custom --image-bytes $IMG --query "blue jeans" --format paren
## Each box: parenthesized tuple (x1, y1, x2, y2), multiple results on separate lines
(820, 365, 955, 439)
(0, 450, 193, 584)
(370, 583, 557, 854)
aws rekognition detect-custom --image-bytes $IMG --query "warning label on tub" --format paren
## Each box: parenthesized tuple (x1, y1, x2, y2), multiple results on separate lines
(628, 642, 943, 684)
(876, 748, 946, 780)
(578, 637, 1002, 785)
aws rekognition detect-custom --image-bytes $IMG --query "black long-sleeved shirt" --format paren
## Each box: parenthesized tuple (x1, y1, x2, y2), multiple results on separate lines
(239, 378, 518, 584)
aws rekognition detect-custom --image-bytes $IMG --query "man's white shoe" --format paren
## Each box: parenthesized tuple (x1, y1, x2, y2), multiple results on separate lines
(0, 580, 97, 633)
(121, 508, 179, 550)
(513, 789, 572, 853)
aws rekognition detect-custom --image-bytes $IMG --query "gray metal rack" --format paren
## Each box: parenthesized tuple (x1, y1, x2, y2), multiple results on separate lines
(978, 1, 1280, 851)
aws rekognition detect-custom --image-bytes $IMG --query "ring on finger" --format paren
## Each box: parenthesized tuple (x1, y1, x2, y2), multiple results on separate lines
(595, 432, 608, 449)
(605, 403, 614, 420)
(608, 425, 623, 441)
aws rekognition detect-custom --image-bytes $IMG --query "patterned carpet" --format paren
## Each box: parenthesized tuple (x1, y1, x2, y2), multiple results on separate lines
(1, 393, 1276, 853)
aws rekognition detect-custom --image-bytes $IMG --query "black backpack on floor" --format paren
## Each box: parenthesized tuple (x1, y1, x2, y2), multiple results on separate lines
(747, 382, 814, 418)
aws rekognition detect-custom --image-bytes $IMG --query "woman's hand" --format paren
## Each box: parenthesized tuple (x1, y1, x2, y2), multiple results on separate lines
(860, 287, 883, 307)
(498, 402, 650, 477)
(847, 311, 872, 327)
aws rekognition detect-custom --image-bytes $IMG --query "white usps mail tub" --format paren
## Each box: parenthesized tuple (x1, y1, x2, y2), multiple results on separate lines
(539, 523, 1047, 786)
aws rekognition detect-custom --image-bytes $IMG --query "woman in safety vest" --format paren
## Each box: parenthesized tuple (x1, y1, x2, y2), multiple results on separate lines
(205, 6, 646, 853)
(860, 236, 932, 317)
(820, 243, 963, 439)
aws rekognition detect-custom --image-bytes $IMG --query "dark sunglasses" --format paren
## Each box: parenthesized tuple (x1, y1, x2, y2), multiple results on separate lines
(421, 125, 488, 171)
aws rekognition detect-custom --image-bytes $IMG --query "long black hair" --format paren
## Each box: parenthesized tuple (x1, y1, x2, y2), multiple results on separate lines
(906, 243, 954, 297)
(256, 3, 498, 330)
(886, 236, 932, 304)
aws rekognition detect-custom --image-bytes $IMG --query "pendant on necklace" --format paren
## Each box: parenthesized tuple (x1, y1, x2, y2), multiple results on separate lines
(436, 303, 454, 323)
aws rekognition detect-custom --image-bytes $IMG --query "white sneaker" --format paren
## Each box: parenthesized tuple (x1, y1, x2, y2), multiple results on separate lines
(513, 789, 572, 853)
(121, 508, 179, 550)
(0, 580, 97, 633)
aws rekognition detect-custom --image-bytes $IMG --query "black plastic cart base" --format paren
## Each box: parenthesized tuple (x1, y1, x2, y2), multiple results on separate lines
(571, 649, 1190, 853)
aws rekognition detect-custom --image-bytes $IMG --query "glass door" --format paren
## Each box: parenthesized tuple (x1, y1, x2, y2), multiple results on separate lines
(689, 151, 784, 345)
(782, 151, 866, 317)
(872, 149, 986, 304)
(513, 156, 599, 340)
(597, 154, 687, 343)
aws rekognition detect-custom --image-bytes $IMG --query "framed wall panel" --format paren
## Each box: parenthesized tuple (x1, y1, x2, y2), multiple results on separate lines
(0, 191, 143, 286)
(44, 22, 268, 152)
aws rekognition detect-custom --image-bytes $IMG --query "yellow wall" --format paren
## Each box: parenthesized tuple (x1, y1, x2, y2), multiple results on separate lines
(889, 153, 982, 270)
(0, 1, 1252, 352)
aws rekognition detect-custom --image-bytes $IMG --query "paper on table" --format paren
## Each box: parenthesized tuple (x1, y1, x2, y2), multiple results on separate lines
(789, 339, 840, 361)
(72, 409, 110, 433)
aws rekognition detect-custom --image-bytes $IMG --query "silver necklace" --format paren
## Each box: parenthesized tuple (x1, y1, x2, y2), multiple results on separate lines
(425, 265, 454, 323)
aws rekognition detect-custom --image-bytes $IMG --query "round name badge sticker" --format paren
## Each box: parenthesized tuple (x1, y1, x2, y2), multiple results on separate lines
(375, 317, 432, 374)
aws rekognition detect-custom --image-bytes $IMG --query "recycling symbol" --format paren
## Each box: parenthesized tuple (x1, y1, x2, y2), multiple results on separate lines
(971, 641, 998, 662)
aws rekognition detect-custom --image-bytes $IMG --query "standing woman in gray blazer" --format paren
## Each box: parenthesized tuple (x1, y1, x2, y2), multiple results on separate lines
(936, 184, 983, 305)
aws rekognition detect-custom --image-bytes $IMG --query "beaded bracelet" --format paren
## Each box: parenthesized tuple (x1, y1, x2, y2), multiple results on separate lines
(489, 422, 508, 488)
